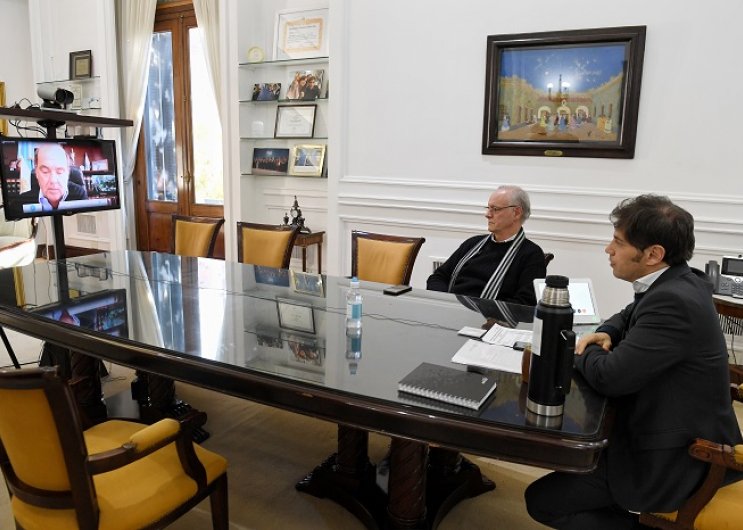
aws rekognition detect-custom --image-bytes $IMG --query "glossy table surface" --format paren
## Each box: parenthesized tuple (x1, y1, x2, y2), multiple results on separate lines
(0, 251, 610, 472)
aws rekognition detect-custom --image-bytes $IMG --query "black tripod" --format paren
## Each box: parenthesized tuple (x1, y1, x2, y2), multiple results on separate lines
(0, 327, 22, 369)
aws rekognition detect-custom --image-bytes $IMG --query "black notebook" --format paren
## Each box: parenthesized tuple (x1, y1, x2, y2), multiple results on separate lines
(397, 363, 497, 410)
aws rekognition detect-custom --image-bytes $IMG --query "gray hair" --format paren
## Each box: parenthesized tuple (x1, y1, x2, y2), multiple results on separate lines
(497, 185, 531, 221)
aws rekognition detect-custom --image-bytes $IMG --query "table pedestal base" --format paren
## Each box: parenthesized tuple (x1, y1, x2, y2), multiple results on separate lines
(296, 426, 495, 529)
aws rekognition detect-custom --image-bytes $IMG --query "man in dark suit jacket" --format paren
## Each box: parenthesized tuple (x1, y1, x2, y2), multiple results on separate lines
(427, 185, 546, 306)
(525, 194, 742, 529)
(18, 143, 88, 211)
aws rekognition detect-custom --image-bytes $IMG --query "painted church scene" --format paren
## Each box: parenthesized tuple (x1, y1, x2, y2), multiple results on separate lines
(495, 44, 628, 143)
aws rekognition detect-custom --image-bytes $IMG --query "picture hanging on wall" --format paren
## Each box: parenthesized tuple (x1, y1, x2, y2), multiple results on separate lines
(482, 26, 646, 159)
(273, 7, 329, 60)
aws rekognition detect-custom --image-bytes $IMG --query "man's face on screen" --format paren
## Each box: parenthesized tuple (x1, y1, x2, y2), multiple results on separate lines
(35, 144, 70, 208)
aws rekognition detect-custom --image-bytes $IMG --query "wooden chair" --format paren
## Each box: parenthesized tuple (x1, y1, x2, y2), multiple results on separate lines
(639, 386, 743, 530)
(171, 215, 225, 258)
(0, 205, 39, 369)
(0, 366, 229, 530)
(544, 252, 554, 268)
(236, 222, 299, 269)
(351, 230, 426, 285)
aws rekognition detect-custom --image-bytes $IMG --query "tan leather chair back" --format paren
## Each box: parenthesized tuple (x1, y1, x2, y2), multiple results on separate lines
(172, 215, 225, 258)
(237, 222, 299, 269)
(352, 231, 425, 285)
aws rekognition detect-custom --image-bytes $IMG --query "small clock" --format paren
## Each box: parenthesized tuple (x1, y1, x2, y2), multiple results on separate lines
(246, 46, 265, 63)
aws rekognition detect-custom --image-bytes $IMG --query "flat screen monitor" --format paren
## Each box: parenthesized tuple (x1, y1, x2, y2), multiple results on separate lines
(533, 278, 602, 325)
(33, 289, 128, 338)
(0, 137, 120, 221)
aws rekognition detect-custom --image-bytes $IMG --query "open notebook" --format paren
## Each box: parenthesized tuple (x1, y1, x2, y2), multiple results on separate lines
(533, 278, 602, 325)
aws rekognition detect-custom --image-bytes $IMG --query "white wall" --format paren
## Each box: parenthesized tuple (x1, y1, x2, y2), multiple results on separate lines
(0, 0, 35, 108)
(328, 0, 743, 315)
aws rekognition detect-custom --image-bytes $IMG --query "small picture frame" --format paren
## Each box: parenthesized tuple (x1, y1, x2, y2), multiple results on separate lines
(276, 297, 315, 334)
(275, 105, 317, 139)
(252, 147, 289, 176)
(289, 144, 326, 177)
(286, 70, 324, 101)
(91, 159, 108, 172)
(252, 83, 281, 101)
(290, 270, 325, 297)
(69, 50, 92, 80)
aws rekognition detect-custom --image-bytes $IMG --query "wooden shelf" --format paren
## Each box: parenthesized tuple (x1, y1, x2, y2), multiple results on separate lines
(0, 106, 132, 129)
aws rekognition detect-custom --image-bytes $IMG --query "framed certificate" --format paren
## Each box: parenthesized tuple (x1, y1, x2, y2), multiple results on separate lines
(275, 105, 317, 139)
(276, 297, 315, 333)
(273, 7, 329, 60)
(69, 50, 92, 80)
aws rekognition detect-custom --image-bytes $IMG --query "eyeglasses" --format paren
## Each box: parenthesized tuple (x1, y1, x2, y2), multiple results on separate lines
(484, 205, 518, 214)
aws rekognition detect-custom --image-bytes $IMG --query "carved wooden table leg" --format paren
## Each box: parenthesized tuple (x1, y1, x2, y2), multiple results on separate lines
(70, 350, 107, 423)
(387, 437, 428, 529)
(131, 370, 209, 442)
(297, 425, 386, 530)
(426, 447, 496, 528)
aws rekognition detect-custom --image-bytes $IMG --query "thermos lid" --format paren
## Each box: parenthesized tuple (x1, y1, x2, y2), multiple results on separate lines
(545, 275, 569, 288)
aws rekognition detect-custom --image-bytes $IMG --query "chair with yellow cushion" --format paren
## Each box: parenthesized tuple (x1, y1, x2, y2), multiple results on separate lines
(171, 215, 225, 258)
(639, 438, 743, 530)
(237, 222, 299, 269)
(351, 230, 426, 285)
(0, 367, 229, 529)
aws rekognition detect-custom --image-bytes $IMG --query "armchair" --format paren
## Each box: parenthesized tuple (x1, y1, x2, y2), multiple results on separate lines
(236, 222, 299, 269)
(172, 215, 225, 258)
(351, 230, 425, 285)
(0, 367, 229, 529)
(639, 438, 743, 530)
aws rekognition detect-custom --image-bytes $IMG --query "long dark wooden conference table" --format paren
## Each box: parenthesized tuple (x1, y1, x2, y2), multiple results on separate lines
(0, 251, 611, 529)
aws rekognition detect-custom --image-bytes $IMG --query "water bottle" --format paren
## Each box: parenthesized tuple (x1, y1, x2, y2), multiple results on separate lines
(346, 327, 362, 359)
(346, 277, 363, 328)
(526, 275, 576, 417)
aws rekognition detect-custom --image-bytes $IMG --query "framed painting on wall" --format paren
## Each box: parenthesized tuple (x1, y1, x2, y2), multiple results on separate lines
(482, 26, 646, 159)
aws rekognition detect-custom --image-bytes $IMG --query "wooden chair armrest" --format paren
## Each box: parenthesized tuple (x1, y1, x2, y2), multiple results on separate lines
(86, 418, 183, 475)
(666, 439, 742, 528)
(689, 438, 743, 472)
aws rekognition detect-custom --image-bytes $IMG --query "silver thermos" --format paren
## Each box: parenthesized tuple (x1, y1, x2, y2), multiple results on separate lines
(527, 275, 576, 417)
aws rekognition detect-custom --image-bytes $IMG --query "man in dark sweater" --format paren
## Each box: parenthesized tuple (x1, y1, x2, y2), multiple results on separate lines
(427, 185, 546, 305)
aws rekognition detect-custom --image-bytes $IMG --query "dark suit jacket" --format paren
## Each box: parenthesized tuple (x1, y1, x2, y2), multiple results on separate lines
(574, 264, 742, 512)
(18, 181, 88, 205)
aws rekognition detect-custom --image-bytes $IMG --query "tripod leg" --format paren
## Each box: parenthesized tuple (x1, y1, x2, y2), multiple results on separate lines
(0, 327, 22, 370)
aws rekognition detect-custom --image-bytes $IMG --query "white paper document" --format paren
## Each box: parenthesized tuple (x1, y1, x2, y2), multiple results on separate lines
(451, 339, 523, 374)
(481, 323, 533, 347)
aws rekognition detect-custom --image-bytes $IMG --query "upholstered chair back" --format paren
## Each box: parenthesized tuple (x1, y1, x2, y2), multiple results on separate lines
(237, 222, 299, 269)
(172, 215, 225, 258)
(351, 231, 426, 286)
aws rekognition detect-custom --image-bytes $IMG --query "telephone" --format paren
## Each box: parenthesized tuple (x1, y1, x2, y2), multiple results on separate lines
(705, 255, 743, 296)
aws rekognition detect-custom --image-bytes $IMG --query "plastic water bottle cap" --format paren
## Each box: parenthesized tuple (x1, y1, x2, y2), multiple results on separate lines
(350, 277, 360, 288)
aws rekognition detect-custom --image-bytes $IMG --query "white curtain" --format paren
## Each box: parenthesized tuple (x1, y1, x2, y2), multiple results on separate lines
(115, 0, 157, 185)
(193, 0, 222, 117)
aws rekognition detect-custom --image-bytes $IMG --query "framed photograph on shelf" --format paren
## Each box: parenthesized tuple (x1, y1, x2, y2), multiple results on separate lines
(275, 105, 317, 139)
(289, 144, 326, 177)
(482, 26, 646, 159)
(252, 83, 281, 101)
(286, 70, 324, 101)
(69, 50, 93, 80)
(276, 297, 315, 334)
(283, 332, 324, 367)
(255, 327, 283, 349)
(90, 159, 108, 171)
(252, 148, 289, 176)
(273, 7, 329, 60)
(290, 270, 324, 297)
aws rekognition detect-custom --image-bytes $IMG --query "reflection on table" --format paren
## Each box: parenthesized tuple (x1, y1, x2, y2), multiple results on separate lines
(0, 251, 611, 530)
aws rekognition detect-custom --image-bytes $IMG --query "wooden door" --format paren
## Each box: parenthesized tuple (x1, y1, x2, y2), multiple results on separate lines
(133, 3, 224, 256)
